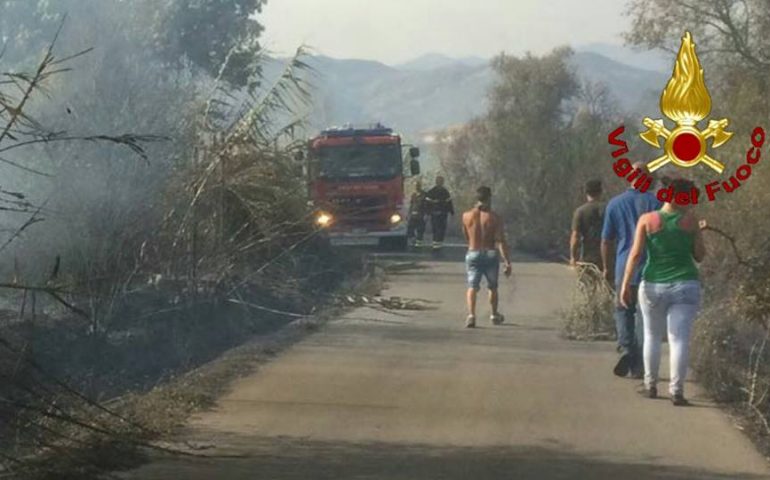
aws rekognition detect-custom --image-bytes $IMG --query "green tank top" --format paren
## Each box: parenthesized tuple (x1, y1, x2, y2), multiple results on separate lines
(642, 210, 699, 283)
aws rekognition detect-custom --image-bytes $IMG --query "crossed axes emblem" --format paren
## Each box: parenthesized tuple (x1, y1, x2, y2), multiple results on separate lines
(640, 118, 733, 174)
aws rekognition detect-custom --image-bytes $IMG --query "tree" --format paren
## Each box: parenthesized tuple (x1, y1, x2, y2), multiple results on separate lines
(437, 121, 488, 209)
(624, 0, 770, 119)
(1, 0, 267, 88)
(484, 47, 580, 247)
(625, 0, 770, 440)
(438, 47, 609, 251)
(149, 0, 267, 90)
(624, 0, 770, 71)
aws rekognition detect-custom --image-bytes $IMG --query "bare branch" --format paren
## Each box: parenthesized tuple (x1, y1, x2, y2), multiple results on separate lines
(703, 225, 751, 267)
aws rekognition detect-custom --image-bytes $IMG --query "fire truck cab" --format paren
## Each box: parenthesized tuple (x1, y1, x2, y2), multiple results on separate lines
(305, 125, 420, 249)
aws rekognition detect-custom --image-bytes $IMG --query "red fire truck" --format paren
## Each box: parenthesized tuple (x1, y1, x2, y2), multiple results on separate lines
(305, 125, 421, 249)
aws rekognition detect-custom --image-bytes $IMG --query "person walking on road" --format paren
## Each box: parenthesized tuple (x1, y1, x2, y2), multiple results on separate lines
(426, 176, 454, 250)
(407, 180, 427, 247)
(570, 179, 605, 268)
(462, 186, 512, 328)
(602, 162, 661, 378)
(620, 178, 706, 406)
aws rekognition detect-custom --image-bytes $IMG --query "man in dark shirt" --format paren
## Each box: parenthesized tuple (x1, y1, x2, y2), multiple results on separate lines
(426, 176, 454, 250)
(570, 179, 605, 267)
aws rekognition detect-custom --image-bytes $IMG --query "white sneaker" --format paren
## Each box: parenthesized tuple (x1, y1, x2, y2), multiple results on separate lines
(465, 315, 476, 328)
(491, 313, 505, 325)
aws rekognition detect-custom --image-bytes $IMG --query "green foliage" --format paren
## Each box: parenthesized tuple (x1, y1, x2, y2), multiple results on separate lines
(486, 48, 579, 247)
(439, 48, 618, 251)
(488, 47, 578, 131)
(150, 0, 267, 90)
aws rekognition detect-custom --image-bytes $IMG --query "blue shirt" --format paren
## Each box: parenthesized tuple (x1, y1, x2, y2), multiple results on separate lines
(601, 189, 661, 286)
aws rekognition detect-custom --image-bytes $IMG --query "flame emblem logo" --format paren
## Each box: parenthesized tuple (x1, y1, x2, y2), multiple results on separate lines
(640, 32, 733, 173)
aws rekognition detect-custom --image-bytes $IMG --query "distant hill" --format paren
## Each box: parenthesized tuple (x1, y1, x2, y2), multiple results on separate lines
(263, 46, 670, 138)
(570, 51, 667, 115)
(576, 42, 671, 73)
(396, 53, 489, 71)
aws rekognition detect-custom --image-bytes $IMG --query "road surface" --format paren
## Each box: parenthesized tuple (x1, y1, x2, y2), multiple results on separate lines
(124, 249, 770, 479)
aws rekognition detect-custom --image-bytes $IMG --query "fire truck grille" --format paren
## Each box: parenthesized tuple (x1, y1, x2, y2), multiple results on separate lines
(330, 196, 389, 226)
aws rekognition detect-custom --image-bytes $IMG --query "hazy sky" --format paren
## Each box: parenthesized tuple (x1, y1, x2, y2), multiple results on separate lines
(260, 0, 631, 65)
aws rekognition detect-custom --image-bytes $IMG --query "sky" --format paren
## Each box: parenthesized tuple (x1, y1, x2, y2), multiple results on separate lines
(259, 0, 632, 65)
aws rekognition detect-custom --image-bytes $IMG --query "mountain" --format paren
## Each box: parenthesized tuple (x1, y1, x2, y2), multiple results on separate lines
(263, 47, 669, 138)
(577, 42, 671, 73)
(570, 51, 668, 114)
(396, 53, 489, 71)
(303, 56, 492, 135)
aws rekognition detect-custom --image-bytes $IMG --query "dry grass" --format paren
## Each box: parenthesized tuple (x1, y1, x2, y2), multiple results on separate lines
(563, 263, 615, 341)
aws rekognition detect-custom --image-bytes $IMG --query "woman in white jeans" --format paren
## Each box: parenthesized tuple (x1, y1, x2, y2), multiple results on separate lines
(619, 178, 706, 406)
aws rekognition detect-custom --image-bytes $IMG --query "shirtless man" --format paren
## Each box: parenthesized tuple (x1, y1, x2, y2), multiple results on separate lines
(462, 186, 513, 328)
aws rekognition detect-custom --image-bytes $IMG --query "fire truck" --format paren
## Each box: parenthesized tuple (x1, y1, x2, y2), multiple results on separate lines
(304, 125, 421, 249)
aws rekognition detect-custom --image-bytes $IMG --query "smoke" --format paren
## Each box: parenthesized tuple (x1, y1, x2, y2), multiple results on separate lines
(0, 1, 203, 282)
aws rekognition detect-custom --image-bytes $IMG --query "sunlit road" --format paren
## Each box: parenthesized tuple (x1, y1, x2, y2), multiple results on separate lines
(124, 249, 770, 479)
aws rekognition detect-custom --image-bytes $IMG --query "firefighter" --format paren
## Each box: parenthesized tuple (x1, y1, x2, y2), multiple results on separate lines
(426, 176, 455, 250)
(407, 180, 427, 247)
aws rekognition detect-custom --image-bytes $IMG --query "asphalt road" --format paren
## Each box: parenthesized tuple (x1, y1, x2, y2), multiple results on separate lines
(123, 248, 770, 479)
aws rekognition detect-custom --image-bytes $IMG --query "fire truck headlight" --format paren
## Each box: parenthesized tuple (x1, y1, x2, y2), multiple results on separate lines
(389, 213, 403, 225)
(316, 212, 333, 228)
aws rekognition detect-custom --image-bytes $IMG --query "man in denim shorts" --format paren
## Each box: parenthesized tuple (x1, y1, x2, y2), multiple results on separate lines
(462, 186, 512, 328)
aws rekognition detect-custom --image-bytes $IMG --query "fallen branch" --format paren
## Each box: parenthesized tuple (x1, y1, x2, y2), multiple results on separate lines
(226, 298, 309, 318)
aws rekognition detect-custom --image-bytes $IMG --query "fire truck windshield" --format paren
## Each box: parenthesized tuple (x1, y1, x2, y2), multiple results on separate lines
(317, 144, 401, 180)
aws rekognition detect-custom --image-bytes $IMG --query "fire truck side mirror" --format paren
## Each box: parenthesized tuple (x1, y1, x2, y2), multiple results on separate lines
(409, 147, 421, 158)
(410, 159, 421, 176)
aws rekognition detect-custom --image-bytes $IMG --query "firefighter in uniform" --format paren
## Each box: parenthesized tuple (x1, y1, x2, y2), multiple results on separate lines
(407, 180, 427, 247)
(426, 176, 455, 250)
